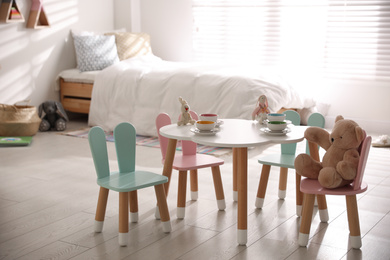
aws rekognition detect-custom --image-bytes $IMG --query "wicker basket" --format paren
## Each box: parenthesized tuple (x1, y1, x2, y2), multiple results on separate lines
(0, 103, 41, 136)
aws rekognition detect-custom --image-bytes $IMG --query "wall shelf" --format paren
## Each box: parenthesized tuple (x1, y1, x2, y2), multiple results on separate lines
(26, 0, 49, 29)
(0, 0, 25, 23)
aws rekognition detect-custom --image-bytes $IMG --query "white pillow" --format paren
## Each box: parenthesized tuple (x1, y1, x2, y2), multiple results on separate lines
(73, 35, 119, 72)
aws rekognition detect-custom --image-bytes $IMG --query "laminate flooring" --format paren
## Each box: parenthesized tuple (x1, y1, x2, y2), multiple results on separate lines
(0, 117, 389, 260)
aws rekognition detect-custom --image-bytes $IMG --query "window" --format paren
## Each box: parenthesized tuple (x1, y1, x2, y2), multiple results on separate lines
(192, 0, 390, 82)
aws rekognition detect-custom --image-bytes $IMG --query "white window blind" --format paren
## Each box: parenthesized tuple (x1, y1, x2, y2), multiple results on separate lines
(192, 0, 390, 82)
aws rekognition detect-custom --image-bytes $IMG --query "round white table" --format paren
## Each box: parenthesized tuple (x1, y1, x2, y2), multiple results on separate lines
(159, 119, 307, 245)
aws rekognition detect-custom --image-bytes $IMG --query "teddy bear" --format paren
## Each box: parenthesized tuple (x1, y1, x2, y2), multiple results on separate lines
(294, 115, 364, 189)
(177, 96, 196, 126)
(38, 101, 69, 131)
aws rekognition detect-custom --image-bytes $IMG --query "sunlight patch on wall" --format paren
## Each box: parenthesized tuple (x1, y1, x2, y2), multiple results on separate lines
(0, 63, 32, 104)
(29, 0, 78, 41)
(0, 26, 29, 61)
(0, 0, 79, 105)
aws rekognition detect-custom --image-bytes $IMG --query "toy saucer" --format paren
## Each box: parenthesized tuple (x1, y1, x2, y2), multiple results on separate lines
(191, 127, 220, 136)
(259, 127, 291, 136)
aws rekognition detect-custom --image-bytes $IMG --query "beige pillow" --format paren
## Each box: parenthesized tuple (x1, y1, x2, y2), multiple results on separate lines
(105, 32, 152, 60)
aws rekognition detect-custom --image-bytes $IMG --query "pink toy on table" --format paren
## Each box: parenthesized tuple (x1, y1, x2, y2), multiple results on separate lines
(252, 95, 270, 123)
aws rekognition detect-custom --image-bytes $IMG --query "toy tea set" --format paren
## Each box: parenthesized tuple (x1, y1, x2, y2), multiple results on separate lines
(176, 95, 288, 136)
(252, 94, 290, 135)
(176, 97, 222, 135)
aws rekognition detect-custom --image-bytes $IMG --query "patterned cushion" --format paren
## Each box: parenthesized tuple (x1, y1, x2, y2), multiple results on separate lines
(105, 32, 152, 60)
(73, 35, 119, 72)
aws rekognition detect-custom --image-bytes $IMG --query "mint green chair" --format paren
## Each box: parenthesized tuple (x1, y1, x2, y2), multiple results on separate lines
(255, 110, 301, 210)
(88, 122, 171, 246)
(255, 111, 325, 216)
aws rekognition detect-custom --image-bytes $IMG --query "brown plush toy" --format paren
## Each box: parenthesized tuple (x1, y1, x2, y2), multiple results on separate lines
(294, 115, 365, 189)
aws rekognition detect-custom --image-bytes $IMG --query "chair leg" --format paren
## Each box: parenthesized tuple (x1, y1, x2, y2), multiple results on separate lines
(119, 192, 129, 246)
(316, 195, 329, 222)
(190, 169, 198, 201)
(278, 167, 288, 199)
(299, 193, 315, 247)
(295, 173, 303, 217)
(233, 147, 238, 201)
(346, 195, 362, 249)
(154, 184, 172, 233)
(95, 187, 109, 232)
(156, 138, 177, 220)
(177, 170, 187, 219)
(129, 190, 138, 223)
(255, 164, 271, 209)
(211, 166, 226, 210)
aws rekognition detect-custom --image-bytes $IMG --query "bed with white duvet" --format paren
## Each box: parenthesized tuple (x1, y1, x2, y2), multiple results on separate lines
(88, 54, 315, 136)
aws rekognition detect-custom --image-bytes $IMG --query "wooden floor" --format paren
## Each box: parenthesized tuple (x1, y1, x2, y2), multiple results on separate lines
(1, 117, 389, 260)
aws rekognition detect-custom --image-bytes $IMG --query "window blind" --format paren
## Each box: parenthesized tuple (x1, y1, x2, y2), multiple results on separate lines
(192, 0, 390, 82)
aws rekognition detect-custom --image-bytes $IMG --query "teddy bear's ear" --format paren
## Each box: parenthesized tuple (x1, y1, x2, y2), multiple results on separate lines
(355, 126, 364, 143)
(335, 115, 344, 122)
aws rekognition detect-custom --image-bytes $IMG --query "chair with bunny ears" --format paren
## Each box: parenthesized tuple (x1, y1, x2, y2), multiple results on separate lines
(255, 111, 325, 216)
(88, 122, 171, 246)
(156, 112, 226, 219)
(298, 132, 371, 249)
(255, 110, 301, 209)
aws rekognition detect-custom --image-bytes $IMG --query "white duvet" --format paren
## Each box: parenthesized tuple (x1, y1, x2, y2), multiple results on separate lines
(89, 54, 314, 136)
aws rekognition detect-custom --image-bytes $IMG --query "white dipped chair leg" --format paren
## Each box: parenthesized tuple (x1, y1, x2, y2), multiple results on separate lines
(130, 212, 139, 223)
(177, 207, 186, 219)
(95, 220, 104, 233)
(118, 233, 128, 247)
(350, 235, 362, 249)
(319, 209, 329, 222)
(191, 191, 198, 201)
(233, 191, 238, 202)
(154, 206, 160, 220)
(162, 221, 172, 233)
(217, 199, 226, 210)
(255, 197, 264, 209)
(278, 189, 286, 199)
(298, 232, 309, 247)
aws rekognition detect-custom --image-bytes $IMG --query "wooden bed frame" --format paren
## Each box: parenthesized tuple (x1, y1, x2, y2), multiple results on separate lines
(59, 78, 93, 114)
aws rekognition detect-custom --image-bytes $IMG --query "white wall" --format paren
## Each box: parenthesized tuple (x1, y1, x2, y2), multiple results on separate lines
(138, 0, 390, 134)
(139, 0, 193, 62)
(0, 0, 115, 108)
(1, 0, 388, 134)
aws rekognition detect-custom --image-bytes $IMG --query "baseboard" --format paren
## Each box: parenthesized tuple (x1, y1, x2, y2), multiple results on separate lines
(324, 116, 390, 135)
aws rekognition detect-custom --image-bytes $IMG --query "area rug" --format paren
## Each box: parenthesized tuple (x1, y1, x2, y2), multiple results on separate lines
(61, 128, 231, 156)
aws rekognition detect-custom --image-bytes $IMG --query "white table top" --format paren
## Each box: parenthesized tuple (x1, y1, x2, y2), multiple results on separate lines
(159, 119, 307, 148)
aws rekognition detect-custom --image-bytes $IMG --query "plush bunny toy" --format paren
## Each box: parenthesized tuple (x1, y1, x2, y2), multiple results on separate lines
(177, 96, 196, 126)
(38, 101, 69, 131)
(252, 94, 270, 123)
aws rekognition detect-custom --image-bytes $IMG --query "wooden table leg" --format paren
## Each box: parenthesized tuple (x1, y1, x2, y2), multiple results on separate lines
(162, 138, 178, 196)
(237, 147, 248, 245)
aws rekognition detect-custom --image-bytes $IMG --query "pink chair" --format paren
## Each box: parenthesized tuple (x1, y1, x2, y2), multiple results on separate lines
(298, 133, 371, 249)
(156, 112, 226, 219)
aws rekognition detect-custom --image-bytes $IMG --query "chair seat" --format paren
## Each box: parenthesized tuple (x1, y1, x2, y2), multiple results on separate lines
(258, 154, 296, 168)
(169, 154, 224, 171)
(300, 178, 368, 196)
(97, 171, 168, 192)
